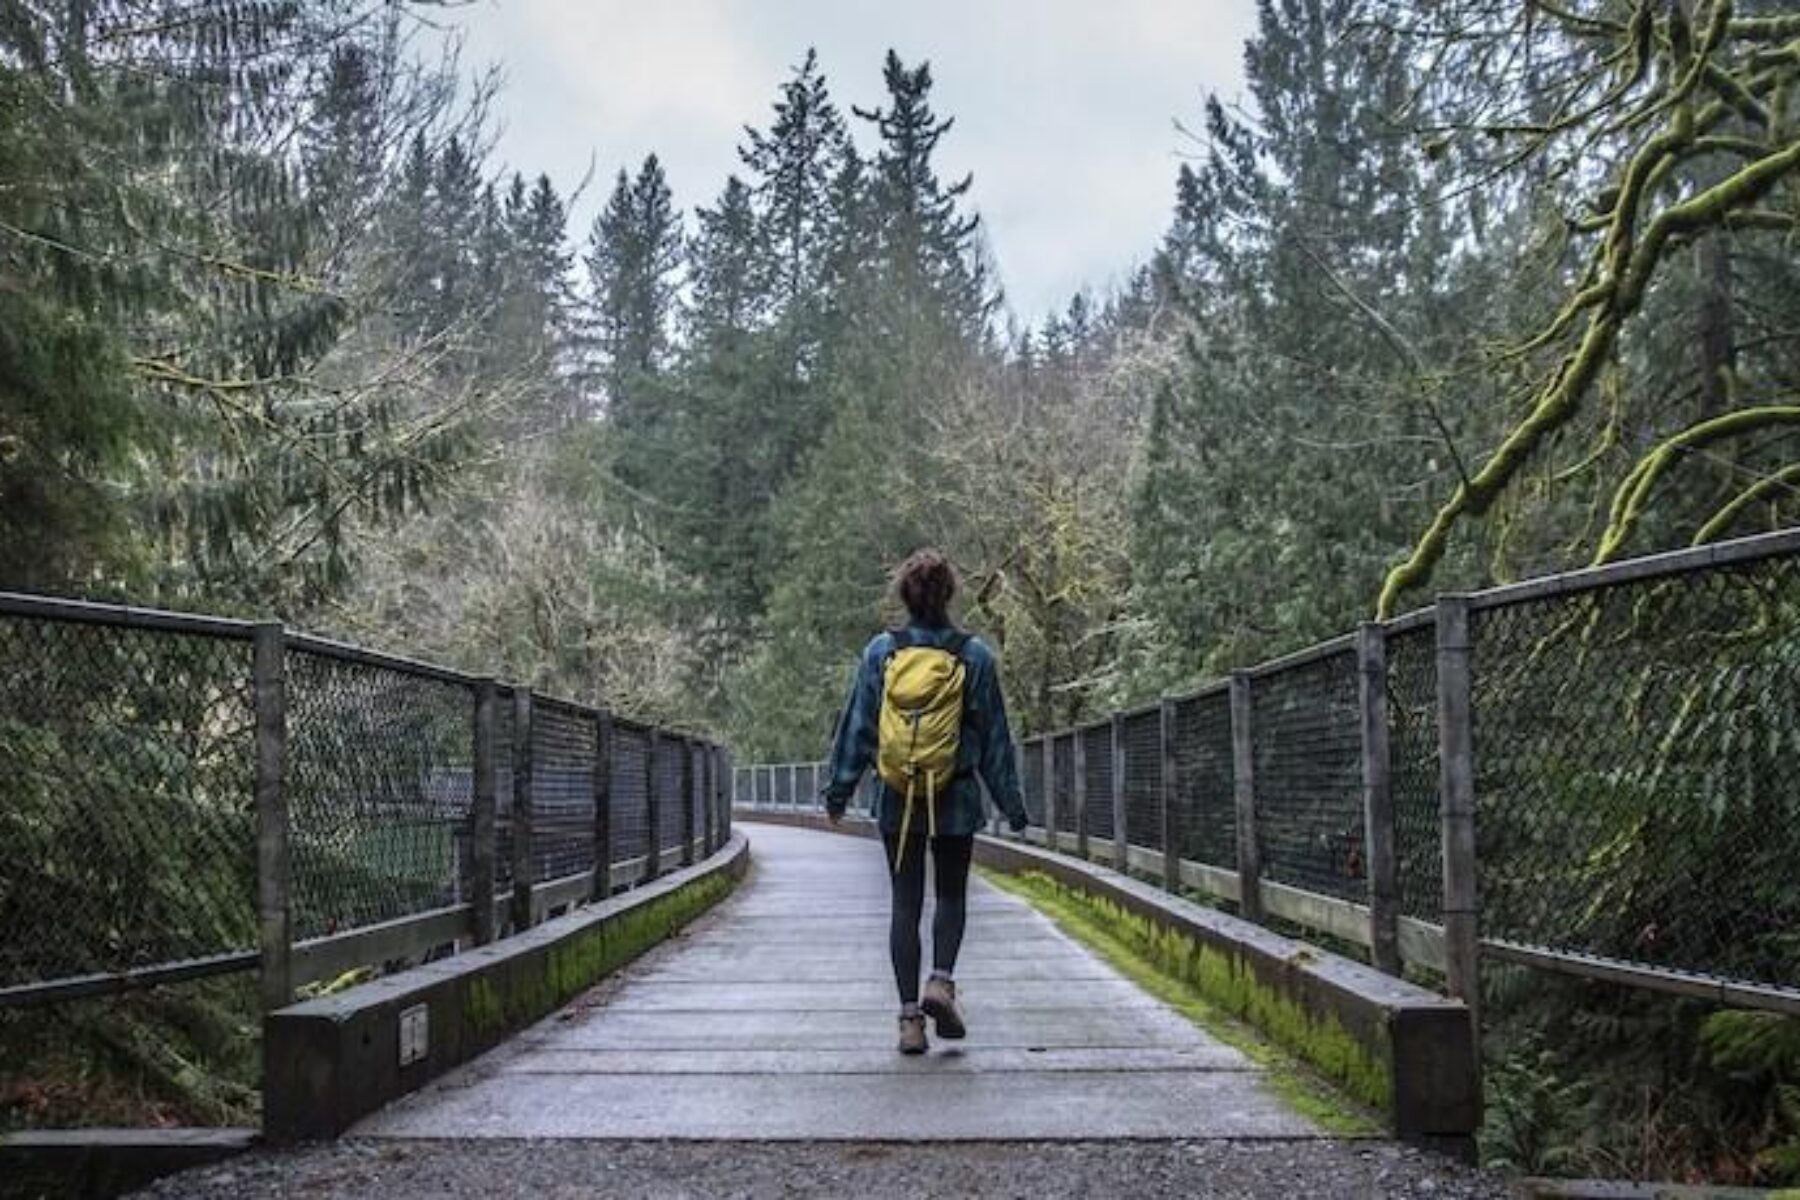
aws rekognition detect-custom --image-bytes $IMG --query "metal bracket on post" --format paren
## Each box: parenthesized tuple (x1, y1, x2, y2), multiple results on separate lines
(1358, 623, 1401, 975)
(593, 712, 613, 902)
(1073, 732, 1089, 860)
(1437, 595, 1481, 1030)
(1230, 671, 1265, 923)
(510, 689, 534, 932)
(253, 622, 292, 1013)
(1111, 713, 1127, 869)
(680, 738, 697, 867)
(644, 729, 661, 880)
(1041, 738, 1057, 849)
(471, 679, 498, 944)
(1160, 699, 1179, 893)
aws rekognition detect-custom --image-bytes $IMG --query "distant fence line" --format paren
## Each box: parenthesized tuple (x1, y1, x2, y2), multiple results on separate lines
(737, 528, 1800, 1019)
(0, 594, 732, 1012)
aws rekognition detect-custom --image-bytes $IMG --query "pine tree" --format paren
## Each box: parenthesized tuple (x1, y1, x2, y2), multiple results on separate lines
(583, 155, 684, 432)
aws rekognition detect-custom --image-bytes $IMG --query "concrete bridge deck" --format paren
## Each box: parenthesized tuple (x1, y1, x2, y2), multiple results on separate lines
(355, 824, 1322, 1141)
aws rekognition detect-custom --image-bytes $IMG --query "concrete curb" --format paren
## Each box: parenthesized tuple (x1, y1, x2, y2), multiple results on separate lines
(263, 833, 750, 1142)
(0, 1128, 255, 1200)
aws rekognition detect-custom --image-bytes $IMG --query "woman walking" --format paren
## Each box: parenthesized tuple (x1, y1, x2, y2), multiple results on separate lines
(822, 549, 1031, 1054)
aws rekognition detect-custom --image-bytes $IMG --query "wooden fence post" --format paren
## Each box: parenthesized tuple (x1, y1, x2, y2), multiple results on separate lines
(701, 743, 716, 856)
(1111, 713, 1128, 869)
(592, 712, 613, 901)
(680, 737, 697, 867)
(510, 689, 534, 932)
(253, 622, 292, 1012)
(471, 679, 497, 944)
(1073, 731, 1089, 860)
(1230, 671, 1265, 923)
(644, 729, 661, 880)
(1160, 698, 1179, 892)
(1358, 624, 1401, 975)
(1041, 737, 1057, 848)
(1437, 595, 1481, 1027)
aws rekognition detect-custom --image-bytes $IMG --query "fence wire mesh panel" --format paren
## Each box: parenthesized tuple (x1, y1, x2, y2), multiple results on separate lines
(1251, 651, 1365, 903)
(691, 744, 707, 844)
(1386, 623, 1442, 921)
(0, 618, 256, 988)
(1081, 723, 1114, 843)
(1122, 710, 1163, 853)
(755, 765, 772, 807)
(654, 738, 684, 855)
(1053, 733, 1077, 835)
(286, 649, 475, 940)
(774, 764, 794, 807)
(1173, 691, 1236, 870)
(1022, 737, 1045, 826)
(529, 699, 596, 884)
(610, 725, 649, 863)
(1471, 555, 1800, 994)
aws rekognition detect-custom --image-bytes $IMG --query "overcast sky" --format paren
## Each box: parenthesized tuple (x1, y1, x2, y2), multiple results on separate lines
(439, 0, 1258, 323)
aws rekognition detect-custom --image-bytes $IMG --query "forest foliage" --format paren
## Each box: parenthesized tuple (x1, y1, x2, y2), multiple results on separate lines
(4, 0, 1800, 1176)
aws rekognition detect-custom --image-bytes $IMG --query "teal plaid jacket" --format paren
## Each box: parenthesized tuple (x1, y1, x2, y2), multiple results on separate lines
(821, 622, 1030, 837)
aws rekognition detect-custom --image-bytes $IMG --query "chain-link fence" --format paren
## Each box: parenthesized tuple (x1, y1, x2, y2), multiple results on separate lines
(0, 595, 730, 1018)
(730, 529, 1800, 1013)
(0, 611, 256, 989)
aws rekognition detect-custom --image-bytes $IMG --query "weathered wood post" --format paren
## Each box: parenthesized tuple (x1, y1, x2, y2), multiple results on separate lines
(1160, 698, 1179, 892)
(1358, 624, 1401, 975)
(1073, 731, 1089, 860)
(1230, 671, 1265, 923)
(1041, 737, 1057, 848)
(680, 737, 697, 867)
(510, 689, 535, 932)
(644, 729, 661, 880)
(592, 711, 613, 901)
(1111, 713, 1128, 869)
(253, 622, 293, 1012)
(701, 742, 716, 856)
(1436, 595, 1480, 1028)
(471, 679, 498, 944)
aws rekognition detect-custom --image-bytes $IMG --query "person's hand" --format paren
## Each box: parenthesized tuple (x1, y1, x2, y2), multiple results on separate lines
(1008, 811, 1029, 834)
(827, 807, 843, 827)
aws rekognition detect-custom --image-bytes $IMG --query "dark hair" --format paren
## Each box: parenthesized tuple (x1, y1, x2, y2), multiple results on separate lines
(893, 547, 958, 628)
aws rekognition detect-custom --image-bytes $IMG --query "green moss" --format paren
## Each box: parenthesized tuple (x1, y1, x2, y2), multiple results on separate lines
(465, 869, 738, 1037)
(982, 868, 1385, 1135)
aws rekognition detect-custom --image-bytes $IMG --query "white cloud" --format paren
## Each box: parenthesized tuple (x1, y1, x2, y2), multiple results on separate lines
(445, 0, 1257, 317)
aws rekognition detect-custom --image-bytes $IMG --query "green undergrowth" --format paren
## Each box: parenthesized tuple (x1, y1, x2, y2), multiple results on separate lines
(981, 867, 1385, 1136)
(467, 869, 739, 1037)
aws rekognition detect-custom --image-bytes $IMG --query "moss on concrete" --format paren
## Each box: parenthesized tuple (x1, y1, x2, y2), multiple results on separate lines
(466, 871, 738, 1039)
(983, 868, 1385, 1136)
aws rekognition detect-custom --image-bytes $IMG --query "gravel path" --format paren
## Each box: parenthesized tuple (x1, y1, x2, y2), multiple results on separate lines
(138, 1137, 1513, 1199)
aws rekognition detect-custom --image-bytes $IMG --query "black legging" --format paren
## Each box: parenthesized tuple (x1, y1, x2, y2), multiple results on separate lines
(881, 832, 974, 1005)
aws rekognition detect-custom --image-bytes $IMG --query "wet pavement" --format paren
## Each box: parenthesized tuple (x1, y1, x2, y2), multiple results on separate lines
(354, 823, 1322, 1142)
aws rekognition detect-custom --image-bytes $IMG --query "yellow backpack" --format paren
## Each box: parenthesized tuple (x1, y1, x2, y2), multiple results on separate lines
(877, 629, 970, 861)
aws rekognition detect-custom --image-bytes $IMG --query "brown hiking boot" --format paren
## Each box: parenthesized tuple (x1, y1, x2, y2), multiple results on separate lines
(921, 977, 966, 1040)
(897, 1013, 928, 1055)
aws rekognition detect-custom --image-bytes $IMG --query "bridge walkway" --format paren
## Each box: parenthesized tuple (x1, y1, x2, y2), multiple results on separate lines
(356, 824, 1319, 1140)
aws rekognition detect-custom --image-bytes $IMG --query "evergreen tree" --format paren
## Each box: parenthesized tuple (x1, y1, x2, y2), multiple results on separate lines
(583, 155, 684, 433)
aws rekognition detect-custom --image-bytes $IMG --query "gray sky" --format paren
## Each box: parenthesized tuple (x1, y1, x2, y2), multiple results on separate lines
(442, 0, 1257, 323)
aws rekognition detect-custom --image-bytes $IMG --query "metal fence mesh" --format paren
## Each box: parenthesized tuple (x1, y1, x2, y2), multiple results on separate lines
(1471, 556, 1800, 993)
(0, 620, 256, 985)
(1251, 650, 1364, 903)
(654, 736, 684, 855)
(287, 649, 475, 940)
(1022, 737, 1045, 826)
(610, 725, 649, 862)
(1122, 709, 1162, 852)
(1052, 733, 1076, 835)
(1081, 723, 1114, 843)
(1174, 690, 1236, 869)
(1387, 622, 1442, 920)
(531, 700, 595, 884)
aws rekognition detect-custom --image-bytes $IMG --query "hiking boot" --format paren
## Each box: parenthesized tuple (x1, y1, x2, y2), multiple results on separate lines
(921, 977, 966, 1040)
(897, 1013, 928, 1055)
